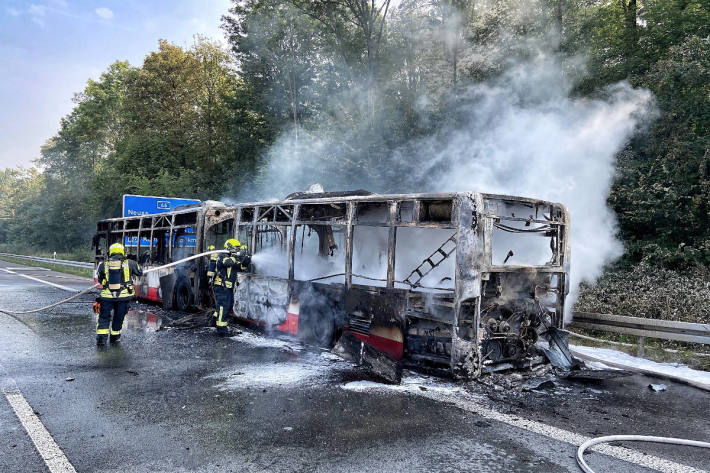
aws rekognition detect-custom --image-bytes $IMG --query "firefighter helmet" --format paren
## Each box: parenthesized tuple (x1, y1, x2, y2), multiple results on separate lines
(208, 244, 215, 251)
(224, 239, 241, 250)
(109, 243, 126, 256)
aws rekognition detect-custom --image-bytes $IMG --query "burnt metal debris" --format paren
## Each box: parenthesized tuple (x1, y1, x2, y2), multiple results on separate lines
(94, 190, 574, 383)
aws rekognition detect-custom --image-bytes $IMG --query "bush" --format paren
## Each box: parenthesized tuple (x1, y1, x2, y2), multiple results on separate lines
(576, 262, 710, 324)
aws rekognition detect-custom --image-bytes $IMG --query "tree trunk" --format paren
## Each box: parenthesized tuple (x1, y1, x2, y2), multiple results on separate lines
(621, 0, 638, 74)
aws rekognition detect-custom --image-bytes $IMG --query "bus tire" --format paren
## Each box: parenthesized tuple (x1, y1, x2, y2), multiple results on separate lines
(174, 278, 191, 312)
(312, 316, 334, 347)
(300, 309, 335, 347)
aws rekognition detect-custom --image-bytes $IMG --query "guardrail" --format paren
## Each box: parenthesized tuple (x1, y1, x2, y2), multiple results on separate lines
(569, 311, 710, 345)
(2, 253, 707, 346)
(0, 253, 94, 270)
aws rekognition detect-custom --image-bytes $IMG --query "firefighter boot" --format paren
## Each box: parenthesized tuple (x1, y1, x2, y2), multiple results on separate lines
(109, 334, 121, 344)
(96, 334, 108, 346)
(216, 327, 231, 337)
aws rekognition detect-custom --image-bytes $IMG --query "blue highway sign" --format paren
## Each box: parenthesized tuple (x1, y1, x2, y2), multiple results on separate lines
(122, 195, 200, 248)
(122, 194, 200, 218)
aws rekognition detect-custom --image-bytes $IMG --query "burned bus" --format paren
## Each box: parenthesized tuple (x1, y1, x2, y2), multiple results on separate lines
(229, 190, 571, 381)
(92, 200, 236, 311)
(93, 191, 572, 381)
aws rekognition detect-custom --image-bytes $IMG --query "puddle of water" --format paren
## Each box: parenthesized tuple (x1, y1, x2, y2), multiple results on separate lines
(90, 309, 163, 333)
(124, 309, 162, 332)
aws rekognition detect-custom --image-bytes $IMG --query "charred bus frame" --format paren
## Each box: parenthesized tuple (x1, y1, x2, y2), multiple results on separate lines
(229, 191, 571, 380)
(92, 201, 233, 310)
(93, 191, 571, 380)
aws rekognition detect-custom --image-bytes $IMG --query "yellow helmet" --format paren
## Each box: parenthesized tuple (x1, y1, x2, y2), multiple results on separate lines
(109, 243, 126, 256)
(208, 244, 215, 250)
(224, 239, 241, 250)
(240, 244, 248, 251)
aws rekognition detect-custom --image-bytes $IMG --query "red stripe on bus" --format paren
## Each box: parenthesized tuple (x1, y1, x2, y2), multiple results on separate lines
(145, 286, 160, 301)
(134, 286, 160, 302)
(349, 330, 404, 360)
(276, 312, 299, 335)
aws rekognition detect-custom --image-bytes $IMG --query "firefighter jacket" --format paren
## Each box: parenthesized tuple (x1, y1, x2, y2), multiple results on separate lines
(213, 251, 252, 289)
(213, 254, 238, 290)
(97, 256, 143, 301)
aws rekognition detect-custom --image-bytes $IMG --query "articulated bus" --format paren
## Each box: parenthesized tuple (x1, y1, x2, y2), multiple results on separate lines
(93, 190, 571, 379)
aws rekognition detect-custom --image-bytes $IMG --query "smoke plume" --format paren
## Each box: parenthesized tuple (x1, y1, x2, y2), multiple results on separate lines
(232, 2, 656, 316)
(398, 55, 655, 314)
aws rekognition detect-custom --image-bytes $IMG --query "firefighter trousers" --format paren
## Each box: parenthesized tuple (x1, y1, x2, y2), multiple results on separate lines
(97, 300, 130, 337)
(213, 286, 234, 335)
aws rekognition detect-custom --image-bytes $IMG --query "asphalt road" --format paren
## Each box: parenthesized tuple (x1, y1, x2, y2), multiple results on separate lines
(1, 259, 708, 473)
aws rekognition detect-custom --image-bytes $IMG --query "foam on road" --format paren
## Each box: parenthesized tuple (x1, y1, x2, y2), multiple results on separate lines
(571, 345, 710, 390)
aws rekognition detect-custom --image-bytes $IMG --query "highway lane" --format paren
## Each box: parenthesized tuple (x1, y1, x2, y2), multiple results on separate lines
(1, 259, 708, 472)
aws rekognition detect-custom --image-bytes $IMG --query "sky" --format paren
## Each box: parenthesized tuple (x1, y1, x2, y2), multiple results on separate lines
(0, 0, 232, 169)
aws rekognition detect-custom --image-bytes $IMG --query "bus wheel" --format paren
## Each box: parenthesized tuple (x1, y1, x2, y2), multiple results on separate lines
(174, 278, 191, 312)
(311, 316, 334, 347)
(300, 309, 334, 347)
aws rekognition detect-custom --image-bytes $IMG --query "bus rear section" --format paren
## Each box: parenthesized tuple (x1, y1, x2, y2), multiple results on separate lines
(230, 191, 573, 382)
(93, 201, 232, 311)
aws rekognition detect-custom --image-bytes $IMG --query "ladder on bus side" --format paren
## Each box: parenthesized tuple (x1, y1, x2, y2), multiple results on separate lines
(402, 234, 457, 288)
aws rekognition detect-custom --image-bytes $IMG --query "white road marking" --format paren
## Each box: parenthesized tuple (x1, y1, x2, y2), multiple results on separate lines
(0, 268, 76, 292)
(5, 267, 51, 271)
(343, 381, 704, 473)
(422, 389, 704, 473)
(3, 386, 77, 473)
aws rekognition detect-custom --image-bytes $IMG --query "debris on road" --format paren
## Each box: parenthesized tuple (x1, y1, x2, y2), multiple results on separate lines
(522, 378, 556, 392)
(649, 383, 668, 392)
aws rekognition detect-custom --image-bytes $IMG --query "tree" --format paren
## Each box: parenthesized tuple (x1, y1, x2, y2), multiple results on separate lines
(223, 1, 322, 135)
(612, 36, 710, 267)
(286, 0, 392, 124)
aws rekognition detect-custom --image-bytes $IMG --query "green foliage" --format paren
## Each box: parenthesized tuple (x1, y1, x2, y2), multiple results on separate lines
(576, 261, 710, 324)
(1, 38, 265, 252)
(610, 35, 710, 268)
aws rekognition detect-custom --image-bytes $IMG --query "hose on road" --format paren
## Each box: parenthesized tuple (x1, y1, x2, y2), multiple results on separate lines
(0, 250, 228, 316)
(577, 434, 710, 473)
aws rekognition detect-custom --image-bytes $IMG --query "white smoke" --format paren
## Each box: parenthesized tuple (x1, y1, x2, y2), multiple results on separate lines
(397, 53, 655, 314)
(232, 3, 656, 319)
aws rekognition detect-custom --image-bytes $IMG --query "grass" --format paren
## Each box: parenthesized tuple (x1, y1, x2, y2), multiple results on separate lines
(0, 255, 93, 279)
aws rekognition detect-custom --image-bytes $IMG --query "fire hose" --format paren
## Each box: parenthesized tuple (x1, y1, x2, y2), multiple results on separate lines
(576, 434, 710, 473)
(0, 250, 229, 316)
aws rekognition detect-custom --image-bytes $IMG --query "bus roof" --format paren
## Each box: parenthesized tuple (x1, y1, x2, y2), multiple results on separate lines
(97, 191, 566, 224)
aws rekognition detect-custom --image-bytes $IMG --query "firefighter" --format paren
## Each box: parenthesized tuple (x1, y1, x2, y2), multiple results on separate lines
(212, 239, 250, 336)
(96, 242, 143, 346)
(206, 244, 218, 283)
